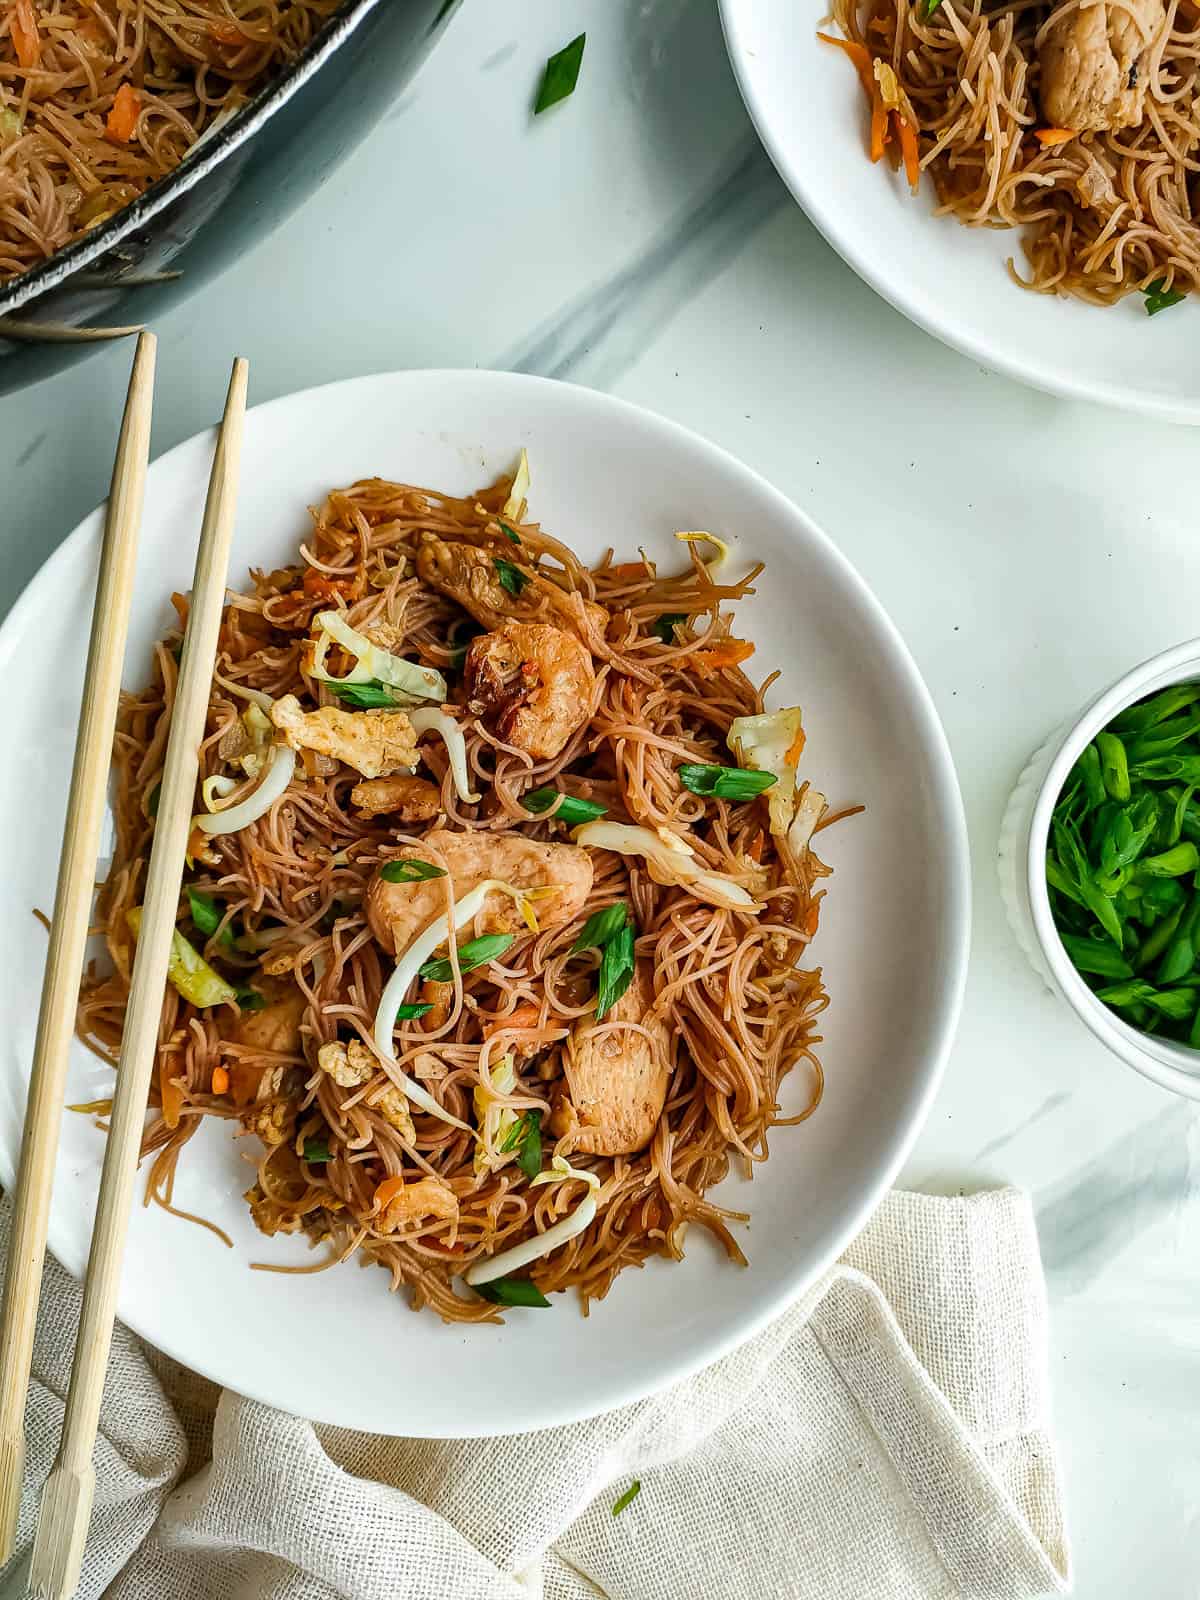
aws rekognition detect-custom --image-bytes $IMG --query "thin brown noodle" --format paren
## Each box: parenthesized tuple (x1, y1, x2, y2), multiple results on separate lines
(832, 0, 1200, 302)
(78, 470, 835, 1324)
(0, 2, 339, 284)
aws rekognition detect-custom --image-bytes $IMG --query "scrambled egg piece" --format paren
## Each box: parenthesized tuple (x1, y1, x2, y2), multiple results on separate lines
(270, 694, 418, 780)
(317, 1038, 415, 1143)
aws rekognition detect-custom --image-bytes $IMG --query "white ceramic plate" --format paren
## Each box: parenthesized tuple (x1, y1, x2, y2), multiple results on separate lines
(720, 0, 1200, 422)
(0, 370, 968, 1435)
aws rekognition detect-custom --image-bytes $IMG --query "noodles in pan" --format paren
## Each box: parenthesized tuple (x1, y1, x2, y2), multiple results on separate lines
(0, 2, 339, 283)
(77, 461, 845, 1321)
(824, 0, 1200, 307)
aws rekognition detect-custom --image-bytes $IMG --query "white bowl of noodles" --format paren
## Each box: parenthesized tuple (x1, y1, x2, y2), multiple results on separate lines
(721, 0, 1200, 422)
(0, 369, 968, 1435)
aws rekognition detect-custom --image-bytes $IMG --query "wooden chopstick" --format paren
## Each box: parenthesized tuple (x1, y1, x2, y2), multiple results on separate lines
(0, 331, 157, 1566)
(29, 357, 249, 1600)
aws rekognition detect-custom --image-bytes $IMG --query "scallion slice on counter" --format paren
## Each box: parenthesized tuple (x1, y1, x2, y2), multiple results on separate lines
(612, 1480, 642, 1517)
(419, 933, 515, 984)
(678, 762, 777, 801)
(522, 786, 607, 825)
(534, 32, 586, 114)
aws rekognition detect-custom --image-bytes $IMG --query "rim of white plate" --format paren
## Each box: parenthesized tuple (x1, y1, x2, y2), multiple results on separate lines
(0, 369, 971, 1432)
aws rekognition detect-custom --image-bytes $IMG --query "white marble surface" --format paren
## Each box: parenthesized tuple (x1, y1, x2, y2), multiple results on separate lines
(2, 2, 1197, 1593)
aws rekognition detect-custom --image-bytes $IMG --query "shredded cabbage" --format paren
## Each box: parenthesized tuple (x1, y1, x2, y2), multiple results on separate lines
(501, 449, 530, 521)
(239, 703, 274, 777)
(311, 611, 446, 705)
(788, 785, 828, 855)
(728, 708, 804, 835)
(194, 744, 296, 837)
(572, 820, 760, 912)
(127, 908, 237, 1009)
(473, 1054, 518, 1175)
(408, 706, 479, 803)
(531, 1154, 600, 1193)
(374, 878, 539, 1132)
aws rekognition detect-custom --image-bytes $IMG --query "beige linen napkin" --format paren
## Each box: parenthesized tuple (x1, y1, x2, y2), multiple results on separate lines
(0, 1188, 1070, 1600)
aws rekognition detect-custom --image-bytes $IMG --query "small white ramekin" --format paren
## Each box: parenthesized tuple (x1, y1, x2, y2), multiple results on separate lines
(999, 639, 1200, 1101)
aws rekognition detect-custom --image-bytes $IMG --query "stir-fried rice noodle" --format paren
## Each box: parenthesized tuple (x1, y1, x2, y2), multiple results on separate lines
(78, 469, 836, 1323)
(831, 0, 1200, 303)
(0, 2, 338, 283)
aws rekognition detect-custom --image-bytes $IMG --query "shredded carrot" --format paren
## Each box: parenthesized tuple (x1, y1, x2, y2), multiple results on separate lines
(785, 725, 807, 767)
(302, 565, 360, 601)
(160, 1058, 185, 1130)
(692, 639, 755, 675)
(211, 21, 245, 45)
(895, 114, 920, 193)
(10, 0, 40, 69)
(170, 591, 190, 630)
(373, 1174, 406, 1211)
(106, 82, 141, 144)
(606, 561, 649, 581)
(483, 1003, 542, 1040)
(747, 829, 767, 863)
(870, 91, 890, 163)
(1034, 127, 1075, 147)
(211, 1065, 230, 1096)
(802, 903, 821, 939)
(422, 1237, 465, 1256)
(817, 31, 874, 99)
(229, 1060, 263, 1108)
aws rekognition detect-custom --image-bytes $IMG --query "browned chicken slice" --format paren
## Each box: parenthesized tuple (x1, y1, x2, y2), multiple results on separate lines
(365, 827, 593, 956)
(230, 979, 307, 1144)
(1039, 0, 1165, 132)
(465, 622, 595, 760)
(350, 774, 442, 820)
(231, 980, 307, 1055)
(416, 535, 607, 637)
(270, 694, 417, 780)
(550, 964, 671, 1156)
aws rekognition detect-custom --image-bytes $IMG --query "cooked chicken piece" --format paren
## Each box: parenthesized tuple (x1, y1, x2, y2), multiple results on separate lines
(316, 1039, 415, 1141)
(465, 622, 595, 760)
(243, 1094, 296, 1148)
(1075, 152, 1119, 212)
(375, 1174, 459, 1233)
(270, 694, 417, 780)
(365, 827, 593, 957)
(550, 965, 671, 1156)
(350, 774, 442, 820)
(231, 982, 307, 1056)
(1039, 0, 1164, 132)
(416, 535, 607, 638)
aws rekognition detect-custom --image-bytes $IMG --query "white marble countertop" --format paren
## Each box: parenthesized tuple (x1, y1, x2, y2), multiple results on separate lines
(2, 2, 1197, 1593)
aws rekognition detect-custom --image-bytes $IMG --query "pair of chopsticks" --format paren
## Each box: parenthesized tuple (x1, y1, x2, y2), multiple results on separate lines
(0, 335, 249, 1600)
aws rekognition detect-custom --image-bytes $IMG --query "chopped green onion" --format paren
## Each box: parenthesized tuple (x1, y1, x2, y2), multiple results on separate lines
(419, 933, 515, 984)
(329, 680, 402, 709)
(612, 1480, 642, 1517)
(1056, 934, 1132, 980)
(596, 920, 635, 1020)
(651, 614, 687, 644)
(678, 762, 778, 801)
(187, 888, 235, 946)
(302, 1137, 331, 1164)
(235, 987, 266, 1012)
(499, 1109, 543, 1179)
(395, 1002, 433, 1021)
(474, 1275, 551, 1307)
(498, 520, 522, 545)
(1096, 732, 1131, 801)
(534, 31, 585, 114)
(572, 902, 629, 955)
(1138, 842, 1199, 878)
(381, 858, 448, 883)
(522, 786, 607, 825)
(1144, 278, 1186, 316)
(494, 558, 529, 598)
(917, 0, 943, 16)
